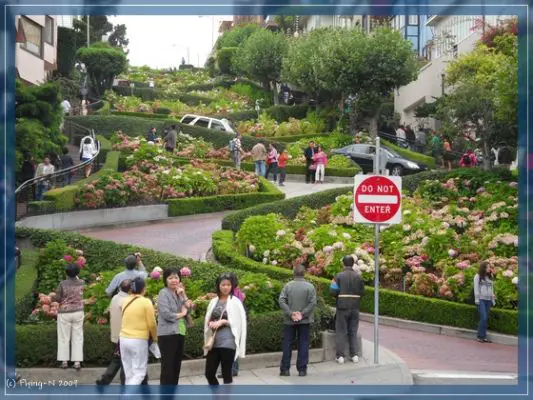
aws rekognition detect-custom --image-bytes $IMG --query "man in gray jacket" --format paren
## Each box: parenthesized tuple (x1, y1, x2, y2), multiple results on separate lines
(279, 265, 317, 377)
(329, 255, 364, 364)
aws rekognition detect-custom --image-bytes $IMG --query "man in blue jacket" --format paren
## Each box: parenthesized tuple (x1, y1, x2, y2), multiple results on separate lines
(329, 255, 365, 364)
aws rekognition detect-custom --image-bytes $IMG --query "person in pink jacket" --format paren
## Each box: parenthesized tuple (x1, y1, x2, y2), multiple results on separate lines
(312, 145, 328, 184)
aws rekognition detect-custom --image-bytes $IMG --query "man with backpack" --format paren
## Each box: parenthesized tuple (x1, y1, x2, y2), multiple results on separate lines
(229, 134, 244, 170)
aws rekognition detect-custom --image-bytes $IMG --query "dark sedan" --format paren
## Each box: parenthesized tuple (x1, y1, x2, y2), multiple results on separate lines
(331, 144, 428, 176)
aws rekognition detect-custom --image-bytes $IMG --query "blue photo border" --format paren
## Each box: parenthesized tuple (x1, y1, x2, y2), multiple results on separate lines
(0, 0, 530, 398)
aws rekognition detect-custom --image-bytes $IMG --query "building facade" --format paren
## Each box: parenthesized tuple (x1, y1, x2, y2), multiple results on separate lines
(16, 15, 58, 85)
(391, 15, 432, 57)
(394, 15, 507, 128)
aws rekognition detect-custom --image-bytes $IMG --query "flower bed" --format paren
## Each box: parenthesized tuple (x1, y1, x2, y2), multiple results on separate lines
(228, 173, 519, 310)
(15, 228, 333, 367)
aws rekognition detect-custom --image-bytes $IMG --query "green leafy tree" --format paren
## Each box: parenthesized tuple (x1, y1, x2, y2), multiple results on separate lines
(436, 33, 517, 170)
(216, 23, 262, 49)
(15, 80, 67, 171)
(76, 42, 128, 97)
(108, 23, 129, 53)
(282, 27, 418, 137)
(216, 47, 238, 75)
(56, 27, 79, 77)
(273, 16, 295, 34)
(73, 16, 113, 46)
(233, 30, 288, 104)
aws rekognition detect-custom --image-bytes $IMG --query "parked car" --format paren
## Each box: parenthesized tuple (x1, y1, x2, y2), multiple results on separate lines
(331, 144, 428, 176)
(180, 114, 236, 134)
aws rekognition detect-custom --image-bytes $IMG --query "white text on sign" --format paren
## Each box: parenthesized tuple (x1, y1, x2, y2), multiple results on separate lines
(360, 184, 397, 194)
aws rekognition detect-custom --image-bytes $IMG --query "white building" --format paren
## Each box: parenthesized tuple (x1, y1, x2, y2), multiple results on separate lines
(394, 15, 508, 128)
(16, 15, 58, 85)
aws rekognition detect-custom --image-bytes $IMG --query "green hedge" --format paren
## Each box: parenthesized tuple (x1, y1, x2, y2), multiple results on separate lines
(111, 111, 174, 120)
(212, 231, 517, 335)
(93, 101, 111, 116)
(16, 304, 332, 367)
(15, 248, 39, 323)
(382, 139, 436, 168)
(274, 133, 331, 143)
(65, 115, 285, 151)
(112, 86, 213, 105)
(266, 104, 309, 123)
(27, 201, 55, 214)
(167, 177, 284, 217)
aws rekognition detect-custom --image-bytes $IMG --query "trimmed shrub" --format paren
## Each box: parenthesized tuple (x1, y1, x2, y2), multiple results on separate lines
(166, 177, 284, 217)
(111, 111, 173, 120)
(93, 101, 111, 115)
(275, 133, 330, 143)
(16, 303, 332, 367)
(154, 107, 172, 115)
(27, 201, 55, 214)
(266, 104, 309, 123)
(212, 230, 517, 335)
(15, 248, 39, 323)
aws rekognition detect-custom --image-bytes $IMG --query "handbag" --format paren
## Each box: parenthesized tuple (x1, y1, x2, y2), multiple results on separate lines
(309, 163, 318, 171)
(203, 303, 227, 354)
(114, 296, 140, 358)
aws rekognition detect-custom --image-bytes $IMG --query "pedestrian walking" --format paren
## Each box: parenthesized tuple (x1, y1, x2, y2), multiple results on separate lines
(396, 125, 407, 147)
(96, 280, 149, 385)
(157, 267, 192, 386)
(120, 277, 158, 385)
(312, 145, 328, 184)
(430, 132, 444, 169)
(474, 262, 497, 343)
(265, 144, 279, 182)
(164, 125, 178, 153)
(106, 253, 148, 297)
(204, 273, 247, 385)
(229, 134, 244, 170)
(443, 137, 454, 171)
(52, 263, 86, 370)
(80, 137, 97, 178)
(34, 156, 55, 200)
(329, 255, 364, 364)
(277, 150, 289, 186)
(278, 265, 317, 377)
(304, 141, 316, 184)
(415, 128, 427, 154)
(250, 142, 267, 176)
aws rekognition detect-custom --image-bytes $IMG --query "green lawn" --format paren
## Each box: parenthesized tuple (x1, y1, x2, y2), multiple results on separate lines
(16, 248, 39, 302)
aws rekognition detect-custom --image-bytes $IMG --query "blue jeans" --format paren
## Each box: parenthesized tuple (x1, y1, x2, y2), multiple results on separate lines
(477, 300, 492, 339)
(280, 323, 310, 372)
(255, 160, 266, 177)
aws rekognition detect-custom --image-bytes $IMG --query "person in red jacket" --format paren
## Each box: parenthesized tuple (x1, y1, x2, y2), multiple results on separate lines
(277, 150, 289, 187)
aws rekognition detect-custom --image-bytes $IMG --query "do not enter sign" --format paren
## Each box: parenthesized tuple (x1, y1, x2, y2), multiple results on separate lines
(353, 175, 402, 224)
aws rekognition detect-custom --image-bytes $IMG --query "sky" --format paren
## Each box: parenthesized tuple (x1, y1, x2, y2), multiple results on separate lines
(108, 15, 232, 69)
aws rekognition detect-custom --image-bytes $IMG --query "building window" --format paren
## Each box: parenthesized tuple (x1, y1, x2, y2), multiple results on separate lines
(44, 16, 54, 45)
(408, 15, 419, 25)
(20, 16, 42, 57)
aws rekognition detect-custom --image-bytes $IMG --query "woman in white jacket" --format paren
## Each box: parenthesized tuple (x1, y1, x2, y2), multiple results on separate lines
(204, 273, 247, 385)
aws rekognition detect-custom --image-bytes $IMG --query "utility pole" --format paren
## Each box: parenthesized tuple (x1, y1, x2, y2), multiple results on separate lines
(87, 15, 90, 47)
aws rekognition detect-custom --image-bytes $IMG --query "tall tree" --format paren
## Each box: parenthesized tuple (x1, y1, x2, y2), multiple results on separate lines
(436, 33, 517, 170)
(108, 23, 129, 53)
(216, 23, 262, 50)
(233, 29, 288, 104)
(73, 16, 113, 45)
(76, 42, 128, 97)
(273, 16, 295, 34)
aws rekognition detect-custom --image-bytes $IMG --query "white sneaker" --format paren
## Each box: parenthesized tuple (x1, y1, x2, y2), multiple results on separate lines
(351, 355, 359, 363)
(336, 357, 345, 364)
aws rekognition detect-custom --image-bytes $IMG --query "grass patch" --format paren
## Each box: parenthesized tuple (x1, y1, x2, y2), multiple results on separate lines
(15, 248, 39, 302)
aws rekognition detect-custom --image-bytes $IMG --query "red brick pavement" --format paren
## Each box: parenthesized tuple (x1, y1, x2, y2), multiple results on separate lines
(358, 321, 518, 373)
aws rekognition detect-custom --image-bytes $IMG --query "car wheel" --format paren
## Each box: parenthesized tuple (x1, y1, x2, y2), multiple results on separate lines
(391, 165, 403, 176)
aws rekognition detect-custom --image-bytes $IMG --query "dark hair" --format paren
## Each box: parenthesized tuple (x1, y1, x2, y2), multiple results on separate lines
(120, 279, 132, 293)
(163, 267, 182, 287)
(228, 272, 239, 287)
(171, 124, 176, 130)
(84, 137, 91, 144)
(343, 255, 355, 267)
(131, 277, 145, 294)
(62, 147, 69, 155)
(124, 255, 137, 270)
(478, 262, 490, 281)
(215, 273, 234, 297)
(65, 263, 80, 278)
(309, 141, 315, 145)
(293, 265, 306, 277)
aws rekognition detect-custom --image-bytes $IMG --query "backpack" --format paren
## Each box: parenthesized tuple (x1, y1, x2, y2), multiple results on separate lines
(461, 154, 471, 166)
(229, 138, 236, 152)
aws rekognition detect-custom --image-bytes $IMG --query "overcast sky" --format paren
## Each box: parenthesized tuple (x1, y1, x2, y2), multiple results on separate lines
(108, 15, 231, 69)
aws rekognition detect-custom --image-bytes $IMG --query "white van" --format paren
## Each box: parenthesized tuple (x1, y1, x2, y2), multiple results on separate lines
(180, 114, 236, 134)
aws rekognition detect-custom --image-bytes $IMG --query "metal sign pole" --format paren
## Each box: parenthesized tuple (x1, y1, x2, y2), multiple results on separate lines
(374, 137, 380, 364)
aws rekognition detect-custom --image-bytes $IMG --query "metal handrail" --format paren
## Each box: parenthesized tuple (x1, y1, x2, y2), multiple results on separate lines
(15, 128, 100, 195)
(378, 131, 464, 159)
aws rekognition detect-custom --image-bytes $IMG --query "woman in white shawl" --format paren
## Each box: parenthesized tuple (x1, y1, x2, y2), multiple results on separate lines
(204, 273, 247, 385)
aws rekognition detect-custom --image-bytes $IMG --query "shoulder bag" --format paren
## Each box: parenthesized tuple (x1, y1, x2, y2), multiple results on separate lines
(203, 303, 227, 354)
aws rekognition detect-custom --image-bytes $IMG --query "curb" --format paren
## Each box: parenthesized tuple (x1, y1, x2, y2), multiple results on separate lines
(359, 313, 517, 346)
(411, 370, 518, 385)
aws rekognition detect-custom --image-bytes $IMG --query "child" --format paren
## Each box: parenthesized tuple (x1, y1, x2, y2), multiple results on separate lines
(277, 150, 289, 187)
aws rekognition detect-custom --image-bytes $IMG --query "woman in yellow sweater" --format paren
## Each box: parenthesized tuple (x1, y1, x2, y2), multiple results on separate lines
(119, 277, 157, 385)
